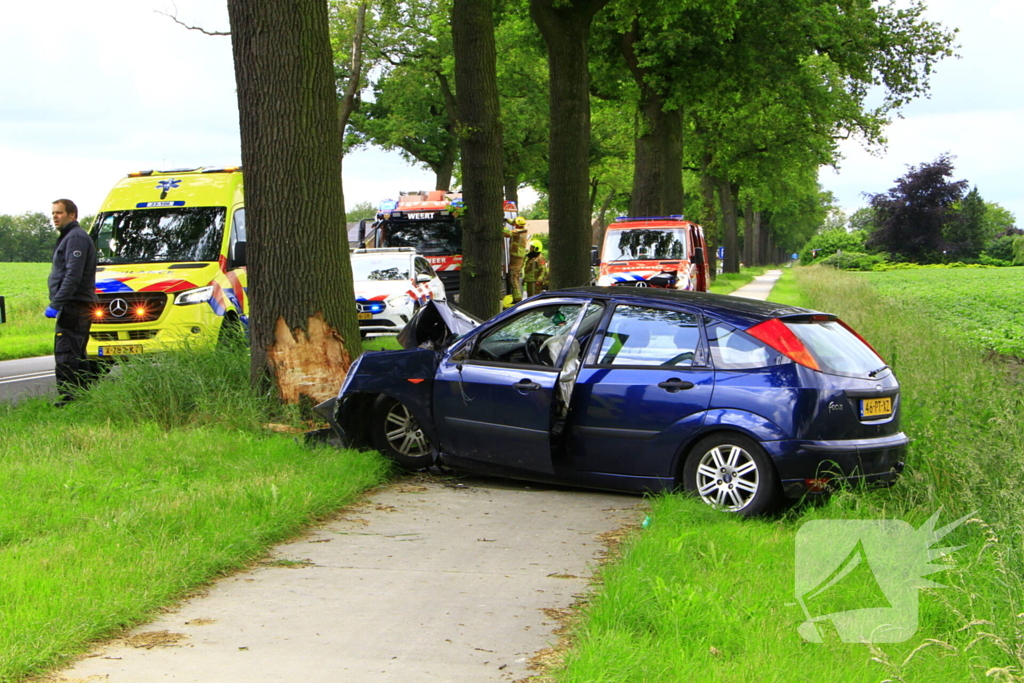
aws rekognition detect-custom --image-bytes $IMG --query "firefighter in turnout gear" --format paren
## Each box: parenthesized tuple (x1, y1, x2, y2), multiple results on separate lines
(504, 216, 529, 303)
(523, 239, 548, 297)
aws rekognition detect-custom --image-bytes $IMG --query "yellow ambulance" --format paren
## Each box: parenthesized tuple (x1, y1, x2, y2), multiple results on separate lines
(86, 167, 248, 358)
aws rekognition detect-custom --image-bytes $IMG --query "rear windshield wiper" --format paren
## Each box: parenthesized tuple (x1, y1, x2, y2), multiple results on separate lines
(868, 365, 889, 378)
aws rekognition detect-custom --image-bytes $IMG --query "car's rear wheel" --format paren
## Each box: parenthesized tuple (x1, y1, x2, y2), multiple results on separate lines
(371, 396, 433, 470)
(682, 433, 779, 516)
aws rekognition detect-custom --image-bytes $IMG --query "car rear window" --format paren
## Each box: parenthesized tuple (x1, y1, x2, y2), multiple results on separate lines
(783, 321, 884, 376)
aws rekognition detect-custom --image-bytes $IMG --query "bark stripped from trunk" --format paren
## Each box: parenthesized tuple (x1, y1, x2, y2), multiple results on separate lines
(269, 313, 352, 404)
(228, 0, 362, 401)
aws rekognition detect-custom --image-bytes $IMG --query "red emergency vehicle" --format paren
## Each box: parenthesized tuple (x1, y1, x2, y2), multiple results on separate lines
(595, 215, 709, 292)
(358, 190, 517, 294)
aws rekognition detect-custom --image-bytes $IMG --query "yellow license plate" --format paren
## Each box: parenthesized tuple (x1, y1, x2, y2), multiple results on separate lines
(357, 312, 373, 320)
(860, 397, 892, 418)
(98, 344, 144, 356)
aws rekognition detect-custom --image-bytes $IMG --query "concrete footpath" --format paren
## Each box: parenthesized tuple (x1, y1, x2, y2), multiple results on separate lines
(48, 475, 641, 683)
(728, 269, 783, 301)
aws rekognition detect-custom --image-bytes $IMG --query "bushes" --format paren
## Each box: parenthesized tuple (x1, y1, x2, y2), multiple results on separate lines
(817, 251, 887, 271)
(798, 228, 868, 264)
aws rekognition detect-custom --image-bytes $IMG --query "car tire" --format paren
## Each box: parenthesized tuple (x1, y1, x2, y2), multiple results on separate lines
(371, 396, 433, 470)
(682, 433, 780, 516)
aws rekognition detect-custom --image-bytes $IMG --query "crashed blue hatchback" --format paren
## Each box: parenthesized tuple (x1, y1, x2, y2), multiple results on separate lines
(317, 287, 907, 516)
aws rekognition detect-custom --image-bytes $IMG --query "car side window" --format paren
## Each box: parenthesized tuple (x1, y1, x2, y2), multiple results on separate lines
(707, 322, 772, 369)
(597, 305, 701, 366)
(469, 303, 584, 367)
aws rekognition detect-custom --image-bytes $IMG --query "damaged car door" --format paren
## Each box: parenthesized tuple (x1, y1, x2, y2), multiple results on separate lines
(432, 299, 594, 475)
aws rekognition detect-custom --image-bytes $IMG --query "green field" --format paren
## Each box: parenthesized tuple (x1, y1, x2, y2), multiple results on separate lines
(0, 262, 52, 360)
(860, 266, 1024, 358)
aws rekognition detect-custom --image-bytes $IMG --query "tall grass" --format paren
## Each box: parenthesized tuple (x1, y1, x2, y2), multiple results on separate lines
(0, 343, 390, 681)
(555, 265, 1024, 682)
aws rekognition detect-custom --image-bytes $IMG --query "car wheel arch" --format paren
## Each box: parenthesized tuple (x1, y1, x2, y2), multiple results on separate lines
(671, 425, 780, 487)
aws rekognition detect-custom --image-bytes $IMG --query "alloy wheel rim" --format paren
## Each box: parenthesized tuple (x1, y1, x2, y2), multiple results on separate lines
(384, 403, 430, 457)
(695, 444, 759, 510)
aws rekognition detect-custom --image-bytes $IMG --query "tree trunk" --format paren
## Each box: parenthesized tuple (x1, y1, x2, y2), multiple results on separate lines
(742, 200, 755, 267)
(621, 26, 683, 217)
(530, 0, 610, 289)
(593, 187, 615, 248)
(228, 0, 361, 403)
(452, 0, 505, 320)
(699, 161, 719, 282)
(717, 178, 740, 273)
(435, 71, 459, 192)
(504, 175, 520, 208)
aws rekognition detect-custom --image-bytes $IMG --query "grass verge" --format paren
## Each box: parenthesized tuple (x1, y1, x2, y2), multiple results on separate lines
(555, 265, 1024, 683)
(0, 343, 390, 681)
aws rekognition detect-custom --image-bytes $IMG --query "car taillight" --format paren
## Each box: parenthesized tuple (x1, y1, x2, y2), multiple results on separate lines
(745, 318, 820, 371)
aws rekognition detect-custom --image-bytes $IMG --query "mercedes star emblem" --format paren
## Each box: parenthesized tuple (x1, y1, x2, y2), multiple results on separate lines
(109, 298, 129, 318)
(633, 281, 648, 287)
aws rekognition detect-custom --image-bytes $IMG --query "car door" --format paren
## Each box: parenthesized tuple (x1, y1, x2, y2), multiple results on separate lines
(566, 303, 714, 478)
(433, 299, 593, 474)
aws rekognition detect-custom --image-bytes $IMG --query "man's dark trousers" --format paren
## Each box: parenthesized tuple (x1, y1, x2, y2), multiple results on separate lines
(54, 305, 94, 403)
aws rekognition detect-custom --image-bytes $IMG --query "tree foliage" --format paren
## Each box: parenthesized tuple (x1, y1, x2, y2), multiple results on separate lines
(867, 154, 967, 263)
(0, 213, 56, 262)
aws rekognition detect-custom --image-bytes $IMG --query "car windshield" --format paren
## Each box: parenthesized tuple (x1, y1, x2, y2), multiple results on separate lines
(384, 219, 462, 256)
(785, 320, 886, 377)
(351, 256, 411, 281)
(603, 228, 688, 262)
(91, 208, 225, 264)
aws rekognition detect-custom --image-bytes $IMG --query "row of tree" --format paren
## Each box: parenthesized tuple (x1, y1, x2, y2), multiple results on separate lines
(0, 213, 53, 262)
(220, 0, 956, 402)
(333, 0, 957, 287)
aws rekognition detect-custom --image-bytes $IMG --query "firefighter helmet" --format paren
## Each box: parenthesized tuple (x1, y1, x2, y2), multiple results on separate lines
(529, 239, 543, 251)
(514, 216, 527, 227)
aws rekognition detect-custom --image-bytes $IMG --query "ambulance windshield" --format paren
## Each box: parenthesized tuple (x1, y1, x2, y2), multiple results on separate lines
(91, 208, 226, 264)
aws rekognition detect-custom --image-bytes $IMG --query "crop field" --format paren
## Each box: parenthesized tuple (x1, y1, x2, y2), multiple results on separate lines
(0, 262, 52, 360)
(860, 266, 1024, 358)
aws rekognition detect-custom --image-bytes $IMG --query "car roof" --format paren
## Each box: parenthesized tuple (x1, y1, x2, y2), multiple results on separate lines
(539, 286, 824, 328)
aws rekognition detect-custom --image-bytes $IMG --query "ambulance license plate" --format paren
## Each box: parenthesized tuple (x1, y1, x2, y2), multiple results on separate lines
(357, 312, 373, 320)
(860, 397, 892, 419)
(98, 344, 144, 356)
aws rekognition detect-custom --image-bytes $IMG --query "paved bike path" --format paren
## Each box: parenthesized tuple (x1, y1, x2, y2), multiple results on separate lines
(48, 476, 640, 683)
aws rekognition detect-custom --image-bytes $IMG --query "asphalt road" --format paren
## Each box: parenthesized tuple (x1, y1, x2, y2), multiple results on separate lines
(0, 355, 55, 403)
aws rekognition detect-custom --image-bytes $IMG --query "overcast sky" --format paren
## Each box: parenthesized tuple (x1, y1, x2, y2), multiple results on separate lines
(2, 0, 1020, 224)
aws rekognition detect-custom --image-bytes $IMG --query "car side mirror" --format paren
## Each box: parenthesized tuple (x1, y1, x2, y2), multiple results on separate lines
(233, 240, 247, 268)
(693, 247, 704, 265)
(416, 273, 432, 283)
(591, 246, 599, 267)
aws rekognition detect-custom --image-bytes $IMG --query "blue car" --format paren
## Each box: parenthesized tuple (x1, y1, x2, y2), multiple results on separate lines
(319, 287, 906, 516)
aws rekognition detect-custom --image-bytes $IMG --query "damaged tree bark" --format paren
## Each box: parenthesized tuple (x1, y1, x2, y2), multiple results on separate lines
(228, 0, 362, 404)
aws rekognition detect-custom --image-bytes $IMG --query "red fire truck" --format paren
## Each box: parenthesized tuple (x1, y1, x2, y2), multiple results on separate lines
(358, 190, 518, 294)
(595, 215, 710, 292)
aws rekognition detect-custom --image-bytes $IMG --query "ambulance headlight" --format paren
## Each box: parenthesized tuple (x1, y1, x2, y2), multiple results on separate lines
(174, 286, 215, 306)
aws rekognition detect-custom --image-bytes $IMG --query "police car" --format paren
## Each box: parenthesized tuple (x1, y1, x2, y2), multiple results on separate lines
(351, 248, 447, 337)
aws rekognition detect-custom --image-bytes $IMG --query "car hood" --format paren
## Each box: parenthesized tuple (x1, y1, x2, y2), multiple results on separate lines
(396, 299, 481, 349)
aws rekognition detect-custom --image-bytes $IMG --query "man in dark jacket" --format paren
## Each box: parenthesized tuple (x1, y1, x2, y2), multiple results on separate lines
(47, 198, 98, 406)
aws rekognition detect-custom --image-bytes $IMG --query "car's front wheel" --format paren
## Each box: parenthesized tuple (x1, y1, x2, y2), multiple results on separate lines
(371, 396, 433, 470)
(682, 433, 779, 516)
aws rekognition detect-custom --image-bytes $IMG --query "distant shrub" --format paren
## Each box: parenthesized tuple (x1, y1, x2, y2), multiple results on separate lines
(1012, 235, 1024, 265)
(817, 251, 887, 271)
(799, 229, 868, 265)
